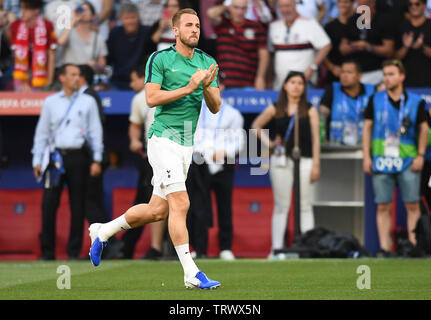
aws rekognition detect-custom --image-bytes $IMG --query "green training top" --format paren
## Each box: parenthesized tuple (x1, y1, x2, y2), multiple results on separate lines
(145, 45, 219, 146)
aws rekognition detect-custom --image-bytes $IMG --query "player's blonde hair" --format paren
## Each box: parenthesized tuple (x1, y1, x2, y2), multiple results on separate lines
(172, 8, 198, 27)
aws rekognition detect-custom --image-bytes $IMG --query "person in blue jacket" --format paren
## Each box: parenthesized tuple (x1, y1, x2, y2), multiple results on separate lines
(319, 59, 375, 146)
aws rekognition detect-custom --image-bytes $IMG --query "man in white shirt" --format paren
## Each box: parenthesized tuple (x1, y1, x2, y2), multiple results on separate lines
(187, 74, 245, 260)
(267, 0, 331, 89)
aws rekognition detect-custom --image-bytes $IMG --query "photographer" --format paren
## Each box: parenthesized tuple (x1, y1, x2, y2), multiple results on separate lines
(362, 59, 428, 257)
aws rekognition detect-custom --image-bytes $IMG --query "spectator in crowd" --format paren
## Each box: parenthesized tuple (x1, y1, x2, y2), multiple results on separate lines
(319, 60, 375, 146)
(107, 2, 151, 90)
(197, 0, 221, 58)
(150, 0, 181, 51)
(57, 1, 108, 70)
(339, 0, 395, 85)
(222, 0, 273, 24)
(187, 73, 245, 260)
(295, 0, 327, 23)
(121, 64, 165, 260)
(267, 0, 331, 89)
(78, 64, 124, 259)
(268, 0, 327, 23)
(137, 0, 166, 27)
(207, 0, 270, 89)
(8, 0, 56, 92)
(32, 63, 103, 260)
(362, 59, 428, 257)
(323, 0, 354, 82)
(252, 71, 321, 258)
(87, 0, 114, 41)
(395, 0, 431, 88)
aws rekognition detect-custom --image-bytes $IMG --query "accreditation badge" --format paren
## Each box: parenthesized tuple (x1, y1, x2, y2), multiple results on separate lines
(384, 135, 400, 158)
(272, 145, 287, 167)
(342, 121, 358, 146)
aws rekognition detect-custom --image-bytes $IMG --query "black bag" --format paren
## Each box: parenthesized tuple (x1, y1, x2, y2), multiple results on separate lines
(284, 227, 370, 258)
(318, 231, 368, 258)
(287, 227, 331, 258)
(414, 214, 431, 255)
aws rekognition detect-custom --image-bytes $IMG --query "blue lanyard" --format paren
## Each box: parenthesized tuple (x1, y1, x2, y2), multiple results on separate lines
(284, 112, 296, 141)
(49, 92, 80, 150)
(342, 93, 363, 121)
(384, 92, 406, 135)
(57, 92, 80, 129)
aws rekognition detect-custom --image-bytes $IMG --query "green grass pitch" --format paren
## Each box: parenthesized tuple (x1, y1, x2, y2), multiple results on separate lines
(1, 258, 430, 300)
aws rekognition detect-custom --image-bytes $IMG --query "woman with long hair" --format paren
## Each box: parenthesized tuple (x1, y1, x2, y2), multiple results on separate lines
(252, 71, 321, 258)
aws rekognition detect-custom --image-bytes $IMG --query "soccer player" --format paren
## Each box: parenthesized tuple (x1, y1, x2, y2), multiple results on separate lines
(88, 8, 222, 290)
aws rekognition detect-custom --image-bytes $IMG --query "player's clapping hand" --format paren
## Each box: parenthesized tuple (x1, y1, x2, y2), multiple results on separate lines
(203, 64, 218, 89)
(188, 68, 210, 92)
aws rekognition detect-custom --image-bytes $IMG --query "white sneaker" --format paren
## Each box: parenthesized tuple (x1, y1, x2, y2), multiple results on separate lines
(220, 250, 235, 260)
(88, 223, 102, 245)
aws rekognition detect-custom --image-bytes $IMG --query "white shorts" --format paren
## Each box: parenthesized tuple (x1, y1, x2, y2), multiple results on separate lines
(147, 135, 193, 200)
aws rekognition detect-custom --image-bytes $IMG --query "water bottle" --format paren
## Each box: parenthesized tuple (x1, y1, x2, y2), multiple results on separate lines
(319, 118, 326, 146)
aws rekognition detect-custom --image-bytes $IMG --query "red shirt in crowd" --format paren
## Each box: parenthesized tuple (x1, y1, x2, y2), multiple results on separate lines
(214, 17, 267, 88)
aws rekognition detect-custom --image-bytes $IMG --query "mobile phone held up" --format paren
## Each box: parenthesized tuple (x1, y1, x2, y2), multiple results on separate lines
(163, 8, 171, 19)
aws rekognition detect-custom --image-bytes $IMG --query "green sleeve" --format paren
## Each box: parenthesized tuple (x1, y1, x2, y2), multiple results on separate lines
(145, 52, 164, 85)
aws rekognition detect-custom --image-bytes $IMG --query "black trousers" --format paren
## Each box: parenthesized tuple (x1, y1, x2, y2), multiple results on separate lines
(187, 163, 235, 255)
(121, 154, 153, 259)
(40, 149, 89, 259)
(85, 173, 107, 224)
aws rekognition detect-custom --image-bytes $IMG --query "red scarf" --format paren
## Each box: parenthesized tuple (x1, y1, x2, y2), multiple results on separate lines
(13, 16, 49, 87)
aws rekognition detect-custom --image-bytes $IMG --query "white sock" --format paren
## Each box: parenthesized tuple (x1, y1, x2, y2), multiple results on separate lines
(175, 244, 199, 279)
(98, 214, 131, 242)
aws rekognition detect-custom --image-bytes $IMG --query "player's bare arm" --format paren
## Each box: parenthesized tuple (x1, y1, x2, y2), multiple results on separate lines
(145, 69, 210, 108)
(203, 64, 221, 114)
